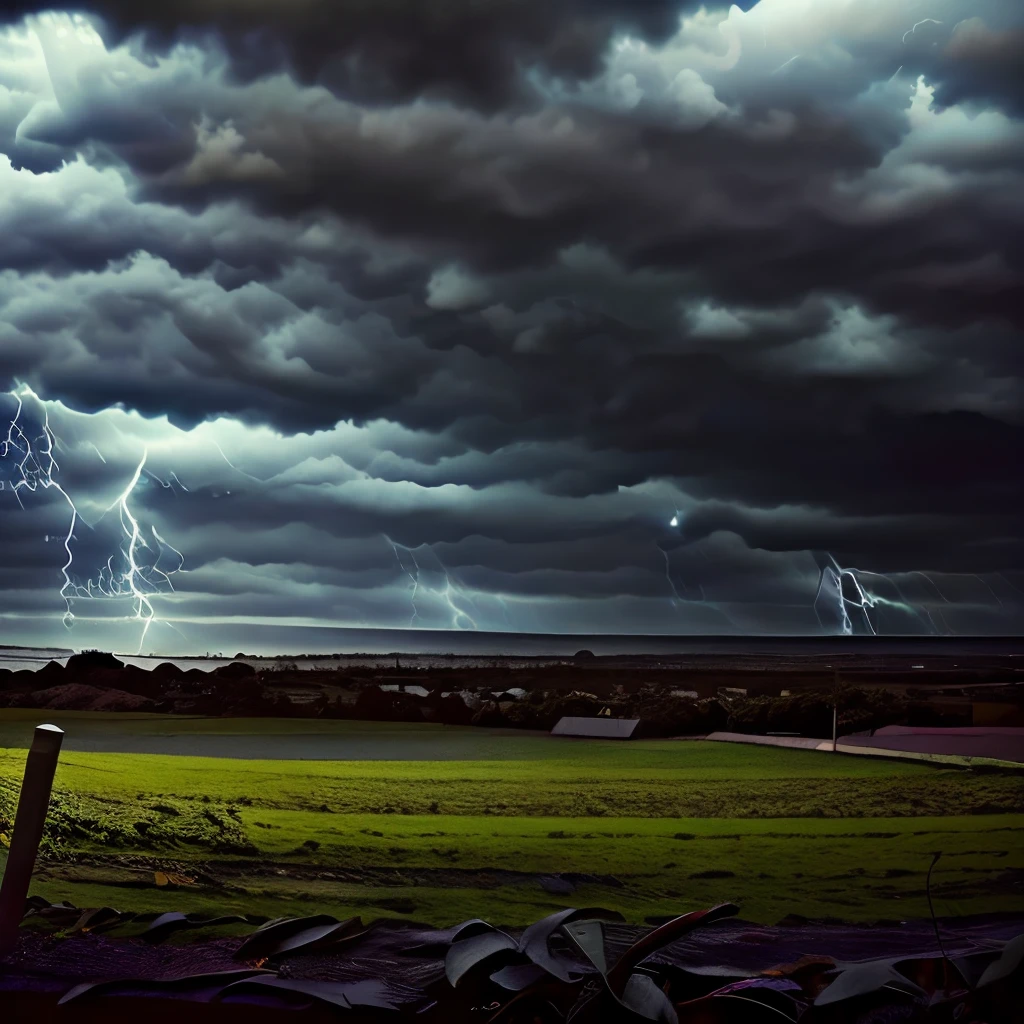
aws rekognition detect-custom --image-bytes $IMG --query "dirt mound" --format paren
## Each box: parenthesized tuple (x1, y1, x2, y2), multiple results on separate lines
(65, 651, 125, 675)
(151, 662, 183, 681)
(214, 661, 256, 679)
(36, 660, 66, 681)
(29, 683, 154, 713)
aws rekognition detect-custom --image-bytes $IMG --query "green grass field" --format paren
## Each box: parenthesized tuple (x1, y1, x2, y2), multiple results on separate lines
(1, 714, 1022, 926)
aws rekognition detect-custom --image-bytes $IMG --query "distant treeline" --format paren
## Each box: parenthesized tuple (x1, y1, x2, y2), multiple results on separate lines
(0, 649, 987, 738)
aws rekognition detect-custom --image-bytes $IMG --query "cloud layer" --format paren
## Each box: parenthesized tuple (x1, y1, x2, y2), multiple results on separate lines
(1, 1, 1022, 653)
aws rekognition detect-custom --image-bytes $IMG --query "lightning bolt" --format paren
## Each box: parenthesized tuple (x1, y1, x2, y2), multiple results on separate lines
(996, 573, 1024, 599)
(1, 384, 81, 626)
(908, 570, 955, 633)
(969, 574, 1004, 609)
(385, 536, 477, 630)
(814, 555, 950, 635)
(81, 455, 190, 652)
(662, 508, 705, 605)
(211, 440, 264, 483)
(386, 536, 421, 627)
(84, 441, 107, 464)
(495, 593, 511, 629)
(1, 385, 188, 653)
(437, 558, 478, 630)
(902, 18, 943, 45)
(661, 508, 699, 606)
(816, 560, 1021, 637)
(658, 509, 737, 627)
(146, 468, 190, 493)
(113, 454, 156, 649)
(660, 545, 685, 606)
(771, 54, 802, 76)
(814, 557, 875, 635)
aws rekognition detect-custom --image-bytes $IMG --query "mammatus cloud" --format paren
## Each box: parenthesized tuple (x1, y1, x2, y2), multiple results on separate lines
(0, 1, 1022, 653)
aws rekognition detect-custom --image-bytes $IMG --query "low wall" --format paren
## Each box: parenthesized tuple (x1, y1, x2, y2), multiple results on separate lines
(705, 732, 830, 751)
(704, 730, 1022, 767)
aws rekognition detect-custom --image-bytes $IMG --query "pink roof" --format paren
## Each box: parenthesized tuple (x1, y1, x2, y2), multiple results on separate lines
(874, 725, 1024, 737)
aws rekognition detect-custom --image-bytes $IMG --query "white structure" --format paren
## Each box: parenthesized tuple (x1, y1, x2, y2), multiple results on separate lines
(551, 717, 641, 739)
(380, 684, 430, 697)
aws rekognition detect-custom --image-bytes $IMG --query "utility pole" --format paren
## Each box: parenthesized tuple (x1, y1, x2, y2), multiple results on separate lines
(832, 668, 839, 752)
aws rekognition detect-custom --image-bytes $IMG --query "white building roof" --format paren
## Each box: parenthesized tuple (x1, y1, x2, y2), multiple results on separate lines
(551, 716, 640, 739)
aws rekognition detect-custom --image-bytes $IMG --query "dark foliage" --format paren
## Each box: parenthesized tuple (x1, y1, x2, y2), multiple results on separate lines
(8, 897, 1021, 1022)
(352, 685, 426, 723)
(727, 687, 910, 737)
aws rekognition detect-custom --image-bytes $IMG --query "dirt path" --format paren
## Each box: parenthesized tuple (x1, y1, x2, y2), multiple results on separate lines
(0, 716, 552, 759)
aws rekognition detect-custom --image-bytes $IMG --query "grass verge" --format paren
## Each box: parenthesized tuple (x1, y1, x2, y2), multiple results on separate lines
(2, 728, 1022, 927)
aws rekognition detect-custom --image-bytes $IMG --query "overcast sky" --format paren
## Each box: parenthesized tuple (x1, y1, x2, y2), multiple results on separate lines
(1, 1, 1022, 655)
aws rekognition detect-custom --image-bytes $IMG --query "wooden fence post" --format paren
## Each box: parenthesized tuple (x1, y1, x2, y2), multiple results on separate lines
(0, 724, 65, 956)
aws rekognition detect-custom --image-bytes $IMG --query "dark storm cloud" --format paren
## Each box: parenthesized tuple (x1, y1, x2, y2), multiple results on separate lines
(924, 18, 1024, 114)
(2, 0, 701, 108)
(1, 1, 1023, 648)
(8, 5, 1021, 339)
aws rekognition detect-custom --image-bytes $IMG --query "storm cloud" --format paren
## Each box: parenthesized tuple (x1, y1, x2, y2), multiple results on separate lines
(0, 0, 1021, 654)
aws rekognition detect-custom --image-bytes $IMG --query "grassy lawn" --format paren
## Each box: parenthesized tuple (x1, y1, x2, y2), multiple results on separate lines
(2, 716, 1022, 926)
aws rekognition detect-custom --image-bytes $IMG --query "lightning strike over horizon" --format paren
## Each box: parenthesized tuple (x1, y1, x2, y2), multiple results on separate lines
(438, 564, 478, 631)
(1, 384, 79, 626)
(660, 545, 685, 606)
(814, 554, 944, 636)
(385, 535, 478, 630)
(661, 509, 686, 605)
(386, 536, 422, 627)
(657, 509, 739, 629)
(495, 593, 511, 629)
(1, 385, 188, 653)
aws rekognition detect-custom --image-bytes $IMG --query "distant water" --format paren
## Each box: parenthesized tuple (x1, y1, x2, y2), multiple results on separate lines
(1, 632, 1020, 673)
(0, 647, 229, 674)
(0, 646, 76, 672)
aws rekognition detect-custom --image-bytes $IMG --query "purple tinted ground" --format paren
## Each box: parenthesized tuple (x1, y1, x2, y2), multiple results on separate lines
(3, 914, 1021, 989)
(842, 726, 1024, 762)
